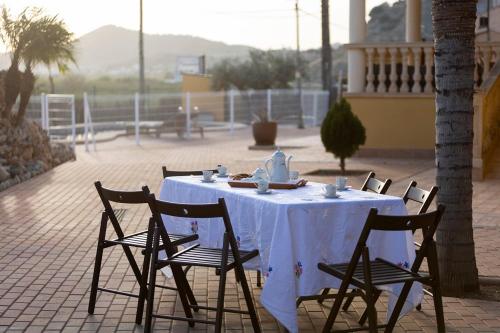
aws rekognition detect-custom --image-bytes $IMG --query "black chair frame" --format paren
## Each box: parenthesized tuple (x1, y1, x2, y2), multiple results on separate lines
(318, 206, 445, 333)
(88, 182, 198, 325)
(144, 194, 261, 333)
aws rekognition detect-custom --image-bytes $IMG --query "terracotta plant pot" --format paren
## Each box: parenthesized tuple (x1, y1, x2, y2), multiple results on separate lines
(252, 121, 277, 146)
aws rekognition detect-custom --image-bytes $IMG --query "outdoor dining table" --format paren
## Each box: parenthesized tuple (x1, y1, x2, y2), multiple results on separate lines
(159, 175, 423, 333)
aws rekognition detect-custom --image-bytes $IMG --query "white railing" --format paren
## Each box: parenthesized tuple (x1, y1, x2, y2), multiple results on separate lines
(25, 89, 330, 149)
(346, 41, 500, 94)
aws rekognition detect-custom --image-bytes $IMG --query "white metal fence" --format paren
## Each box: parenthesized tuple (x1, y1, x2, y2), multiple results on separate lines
(25, 89, 330, 151)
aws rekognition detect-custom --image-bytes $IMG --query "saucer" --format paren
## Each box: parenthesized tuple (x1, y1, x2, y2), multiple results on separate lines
(336, 186, 352, 191)
(321, 191, 340, 198)
(256, 189, 272, 195)
(201, 179, 216, 183)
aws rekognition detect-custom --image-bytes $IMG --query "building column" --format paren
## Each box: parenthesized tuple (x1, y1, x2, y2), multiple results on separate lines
(406, 0, 421, 42)
(347, 0, 367, 93)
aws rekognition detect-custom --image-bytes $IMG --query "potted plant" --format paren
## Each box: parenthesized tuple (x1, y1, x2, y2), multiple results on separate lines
(252, 110, 277, 146)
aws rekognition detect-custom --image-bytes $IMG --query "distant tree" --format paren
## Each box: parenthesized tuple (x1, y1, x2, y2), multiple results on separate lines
(0, 6, 75, 125)
(17, 13, 75, 124)
(321, 98, 366, 173)
(0, 7, 40, 118)
(211, 50, 302, 91)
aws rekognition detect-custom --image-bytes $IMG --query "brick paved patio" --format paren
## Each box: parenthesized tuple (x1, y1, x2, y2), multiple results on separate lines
(1, 128, 500, 332)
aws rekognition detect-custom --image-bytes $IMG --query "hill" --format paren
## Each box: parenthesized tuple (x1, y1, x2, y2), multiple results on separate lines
(75, 25, 254, 77)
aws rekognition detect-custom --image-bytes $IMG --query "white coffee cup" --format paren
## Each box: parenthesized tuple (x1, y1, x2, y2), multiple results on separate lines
(202, 170, 213, 181)
(217, 165, 227, 176)
(257, 179, 269, 193)
(336, 177, 348, 190)
(323, 184, 337, 197)
(289, 170, 299, 180)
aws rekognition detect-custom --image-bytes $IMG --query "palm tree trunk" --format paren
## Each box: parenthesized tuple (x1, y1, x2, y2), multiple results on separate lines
(2, 64, 22, 119)
(16, 69, 35, 126)
(49, 73, 55, 94)
(433, 0, 479, 295)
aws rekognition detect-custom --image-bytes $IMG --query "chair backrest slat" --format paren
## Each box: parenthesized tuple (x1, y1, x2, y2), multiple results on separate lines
(94, 181, 150, 239)
(402, 181, 438, 215)
(152, 200, 225, 219)
(368, 209, 443, 231)
(360, 172, 392, 194)
(162, 166, 218, 178)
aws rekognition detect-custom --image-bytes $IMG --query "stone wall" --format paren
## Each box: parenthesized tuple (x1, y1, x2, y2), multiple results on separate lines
(0, 118, 75, 191)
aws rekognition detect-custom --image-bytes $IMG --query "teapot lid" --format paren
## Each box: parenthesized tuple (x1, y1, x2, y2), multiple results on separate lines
(271, 147, 286, 158)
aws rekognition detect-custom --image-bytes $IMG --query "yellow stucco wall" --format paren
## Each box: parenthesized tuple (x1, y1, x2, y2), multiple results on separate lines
(181, 73, 225, 121)
(345, 94, 436, 152)
(481, 75, 500, 175)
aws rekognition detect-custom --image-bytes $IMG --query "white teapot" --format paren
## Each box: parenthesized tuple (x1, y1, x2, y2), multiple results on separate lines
(265, 148, 292, 183)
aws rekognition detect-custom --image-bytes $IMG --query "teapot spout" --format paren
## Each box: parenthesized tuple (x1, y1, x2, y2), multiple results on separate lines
(286, 155, 293, 172)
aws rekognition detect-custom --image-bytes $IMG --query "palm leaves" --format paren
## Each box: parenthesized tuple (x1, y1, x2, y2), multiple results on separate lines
(0, 6, 76, 125)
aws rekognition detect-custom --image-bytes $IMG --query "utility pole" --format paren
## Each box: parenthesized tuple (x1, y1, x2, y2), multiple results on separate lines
(139, 0, 145, 96)
(295, 0, 304, 129)
(321, 0, 332, 95)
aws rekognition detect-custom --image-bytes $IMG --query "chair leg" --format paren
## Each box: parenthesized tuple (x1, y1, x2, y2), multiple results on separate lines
(214, 265, 228, 332)
(88, 213, 107, 314)
(359, 289, 381, 326)
(431, 282, 445, 332)
(236, 265, 261, 333)
(384, 280, 415, 332)
(170, 264, 195, 327)
(322, 283, 348, 333)
(136, 220, 154, 325)
(361, 250, 377, 333)
(428, 243, 445, 332)
(342, 290, 357, 311)
(256, 270, 262, 288)
(317, 288, 330, 304)
(363, 291, 377, 333)
(144, 232, 159, 333)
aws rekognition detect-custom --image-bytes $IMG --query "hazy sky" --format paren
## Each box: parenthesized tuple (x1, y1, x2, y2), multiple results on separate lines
(1, 0, 397, 50)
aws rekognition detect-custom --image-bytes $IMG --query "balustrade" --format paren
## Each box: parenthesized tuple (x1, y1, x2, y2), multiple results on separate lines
(345, 41, 500, 94)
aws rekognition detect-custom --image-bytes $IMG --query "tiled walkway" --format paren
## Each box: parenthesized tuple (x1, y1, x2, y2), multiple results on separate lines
(1, 128, 499, 332)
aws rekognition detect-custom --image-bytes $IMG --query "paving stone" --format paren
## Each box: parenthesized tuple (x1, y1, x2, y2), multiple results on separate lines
(1, 128, 499, 332)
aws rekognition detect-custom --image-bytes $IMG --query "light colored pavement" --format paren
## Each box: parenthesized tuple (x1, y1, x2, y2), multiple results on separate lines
(1, 127, 499, 332)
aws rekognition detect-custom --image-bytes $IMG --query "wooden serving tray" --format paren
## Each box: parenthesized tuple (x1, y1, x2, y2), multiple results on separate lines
(228, 179, 308, 190)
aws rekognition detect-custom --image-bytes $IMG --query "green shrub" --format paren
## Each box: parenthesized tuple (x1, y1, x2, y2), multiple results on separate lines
(321, 98, 366, 173)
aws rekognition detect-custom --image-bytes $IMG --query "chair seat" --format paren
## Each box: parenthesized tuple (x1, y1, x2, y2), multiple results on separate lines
(318, 258, 428, 287)
(106, 230, 199, 248)
(162, 244, 259, 269)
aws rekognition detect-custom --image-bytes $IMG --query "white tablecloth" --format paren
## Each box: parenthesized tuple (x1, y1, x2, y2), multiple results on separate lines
(159, 176, 422, 333)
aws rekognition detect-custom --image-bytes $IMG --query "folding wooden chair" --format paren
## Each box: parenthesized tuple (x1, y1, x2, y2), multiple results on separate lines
(339, 180, 440, 317)
(360, 171, 392, 194)
(310, 172, 393, 306)
(318, 205, 445, 333)
(88, 182, 198, 325)
(144, 194, 261, 333)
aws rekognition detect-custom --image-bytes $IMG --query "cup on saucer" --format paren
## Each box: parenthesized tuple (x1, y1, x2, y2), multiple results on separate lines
(202, 170, 214, 182)
(323, 184, 337, 197)
(336, 177, 348, 191)
(217, 165, 228, 177)
(256, 179, 270, 194)
(289, 170, 299, 180)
